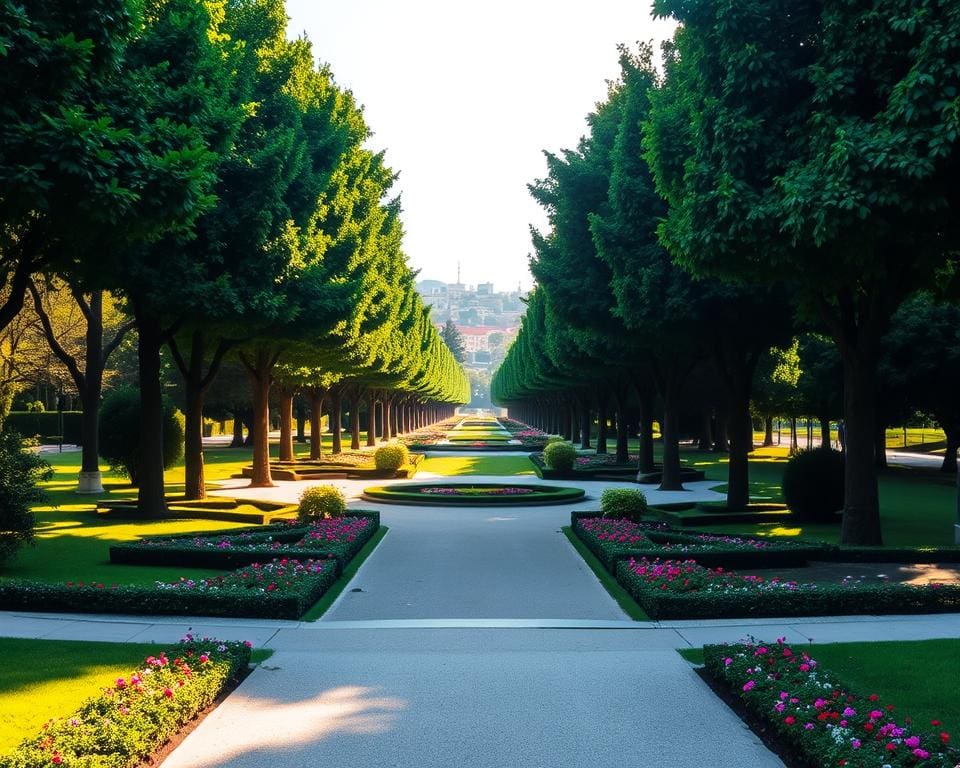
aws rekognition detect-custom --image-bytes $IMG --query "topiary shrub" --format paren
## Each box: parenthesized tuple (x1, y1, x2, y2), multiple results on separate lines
(98, 387, 185, 486)
(782, 448, 844, 523)
(0, 432, 52, 564)
(543, 441, 577, 472)
(298, 484, 346, 522)
(374, 443, 409, 471)
(600, 487, 648, 521)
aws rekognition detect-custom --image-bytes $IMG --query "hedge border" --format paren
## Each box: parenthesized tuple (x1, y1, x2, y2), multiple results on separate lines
(614, 559, 960, 619)
(363, 482, 585, 506)
(0, 558, 340, 619)
(109, 511, 380, 570)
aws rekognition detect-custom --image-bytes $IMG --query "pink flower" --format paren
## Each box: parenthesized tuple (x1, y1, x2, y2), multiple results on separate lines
(851, 739, 861, 749)
(163, 687, 174, 698)
(742, 680, 755, 692)
(904, 736, 920, 748)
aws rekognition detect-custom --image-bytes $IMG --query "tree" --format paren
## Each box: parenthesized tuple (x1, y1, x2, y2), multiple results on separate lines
(441, 319, 466, 363)
(27, 280, 133, 492)
(647, 0, 960, 541)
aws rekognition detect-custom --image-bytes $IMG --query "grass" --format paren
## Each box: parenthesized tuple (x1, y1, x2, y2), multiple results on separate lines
(0, 637, 272, 752)
(561, 526, 649, 621)
(675, 446, 958, 547)
(300, 526, 389, 621)
(419, 455, 535, 476)
(676, 639, 960, 736)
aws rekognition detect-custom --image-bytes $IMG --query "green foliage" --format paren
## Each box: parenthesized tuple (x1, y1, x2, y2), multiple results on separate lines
(0, 431, 51, 563)
(600, 488, 648, 521)
(616, 560, 960, 620)
(0, 638, 251, 768)
(783, 449, 845, 523)
(0, 559, 338, 620)
(374, 443, 410, 471)
(297, 484, 346, 522)
(2, 411, 84, 444)
(543, 441, 577, 471)
(441, 319, 466, 363)
(98, 387, 184, 485)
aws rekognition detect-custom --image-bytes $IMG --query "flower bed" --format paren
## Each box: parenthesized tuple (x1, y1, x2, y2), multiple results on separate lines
(109, 512, 379, 570)
(0, 558, 339, 619)
(421, 486, 535, 496)
(615, 557, 960, 619)
(702, 639, 959, 767)
(0, 636, 252, 768)
(571, 513, 821, 570)
(363, 482, 585, 506)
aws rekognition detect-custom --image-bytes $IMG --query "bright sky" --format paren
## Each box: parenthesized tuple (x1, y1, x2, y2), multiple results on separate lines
(285, 1, 675, 292)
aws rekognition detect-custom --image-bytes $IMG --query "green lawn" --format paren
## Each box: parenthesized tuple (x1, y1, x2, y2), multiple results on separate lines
(679, 639, 960, 736)
(419, 455, 535, 476)
(676, 447, 958, 547)
(0, 637, 272, 753)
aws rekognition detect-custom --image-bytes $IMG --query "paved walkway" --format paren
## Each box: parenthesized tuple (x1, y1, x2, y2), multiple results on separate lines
(6, 459, 960, 767)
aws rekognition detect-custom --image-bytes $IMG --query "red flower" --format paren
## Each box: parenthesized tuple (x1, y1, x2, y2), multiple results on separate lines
(784, 716, 795, 725)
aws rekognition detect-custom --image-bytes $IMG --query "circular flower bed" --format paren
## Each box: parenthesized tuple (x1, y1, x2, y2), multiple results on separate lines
(362, 482, 585, 506)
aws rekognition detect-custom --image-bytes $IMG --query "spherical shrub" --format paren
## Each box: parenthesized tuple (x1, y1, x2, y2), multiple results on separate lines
(374, 443, 410, 471)
(298, 484, 346, 522)
(782, 448, 844, 523)
(600, 488, 648, 521)
(543, 441, 577, 472)
(98, 386, 184, 486)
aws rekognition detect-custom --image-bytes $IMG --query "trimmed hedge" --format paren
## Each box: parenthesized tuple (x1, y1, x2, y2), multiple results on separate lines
(0, 637, 252, 768)
(614, 558, 960, 620)
(702, 640, 960, 768)
(110, 512, 380, 570)
(2, 411, 83, 444)
(0, 558, 339, 620)
(363, 482, 585, 506)
(571, 514, 822, 570)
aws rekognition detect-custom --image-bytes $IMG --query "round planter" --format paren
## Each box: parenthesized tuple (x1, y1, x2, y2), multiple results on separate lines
(362, 482, 585, 506)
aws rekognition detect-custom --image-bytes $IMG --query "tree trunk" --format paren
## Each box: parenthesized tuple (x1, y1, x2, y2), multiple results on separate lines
(762, 416, 774, 447)
(596, 394, 608, 455)
(183, 383, 206, 499)
(941, 428, 958, 474)
(134, 310, 168, 516)
(839, 344, 882, 545)
(699, 409, 713, 451)
(331, 390, 343, 455)
(350, 392, 361, 450)
(579, 398, 591, 450)
(231, 412, 245, 447)
(383, 397, 393, 441)
(659, 377, 684, 492)
(874, 423, 888, 469)
(790, 417, 798, 454)
(244, 349, 276, 488)
(637, 385, 655, 474)
(77, 293, 105, 490)
(278, 388, 295, 462)
(366, 393, 377, 447)
(614, 390, 629, 464)
(819, 416, 832, 450)
(309, 391, 325, 460)
(725, 393, 752, 510)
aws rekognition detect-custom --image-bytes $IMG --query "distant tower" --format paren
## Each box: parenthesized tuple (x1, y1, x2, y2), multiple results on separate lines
(457, 261, 461, 285)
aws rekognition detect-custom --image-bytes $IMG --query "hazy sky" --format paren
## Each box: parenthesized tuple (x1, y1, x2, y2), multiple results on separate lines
(285, 1, 675, 292)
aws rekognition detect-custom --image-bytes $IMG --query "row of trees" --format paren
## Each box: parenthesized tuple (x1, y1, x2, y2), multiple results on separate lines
(0, 0, 467, 515)
(494, 0, 960, 546)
